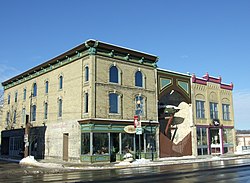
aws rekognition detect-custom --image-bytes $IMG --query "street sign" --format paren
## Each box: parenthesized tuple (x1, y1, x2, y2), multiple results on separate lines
(136, 127, 142, 135)
(134, 115, 141, 128)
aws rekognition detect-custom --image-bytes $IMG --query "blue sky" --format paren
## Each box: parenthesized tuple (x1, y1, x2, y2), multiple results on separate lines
(0, 0, 249, 129)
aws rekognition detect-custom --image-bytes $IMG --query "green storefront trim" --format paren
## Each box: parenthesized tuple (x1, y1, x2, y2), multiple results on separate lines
(80, 123, 157, 163)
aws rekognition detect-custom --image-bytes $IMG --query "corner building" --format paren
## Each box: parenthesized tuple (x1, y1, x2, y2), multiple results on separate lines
(1, 40, 159, 162)
(191, 73, 235, 155)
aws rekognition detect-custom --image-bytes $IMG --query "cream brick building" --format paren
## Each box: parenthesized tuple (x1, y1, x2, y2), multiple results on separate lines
(191, 73, 235, 156)
(1, 40, 159, 162)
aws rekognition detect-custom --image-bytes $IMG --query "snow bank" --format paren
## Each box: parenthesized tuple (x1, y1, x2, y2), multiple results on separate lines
(19, 156, 38, 166)
(19, 156, 64, 169)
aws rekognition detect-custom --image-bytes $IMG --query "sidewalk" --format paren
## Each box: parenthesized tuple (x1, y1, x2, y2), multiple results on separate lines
(2, 152, 250, 172)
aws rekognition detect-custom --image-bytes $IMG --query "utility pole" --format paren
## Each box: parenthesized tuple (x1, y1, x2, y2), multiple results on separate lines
(24, 115, 30, 158)
(24, 92, 33, 158)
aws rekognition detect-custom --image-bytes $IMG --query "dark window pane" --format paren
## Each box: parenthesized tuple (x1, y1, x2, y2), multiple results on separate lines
(135, 71, 143, 87)
(109, 66, 118, 83)
(109, 93, 118, 113)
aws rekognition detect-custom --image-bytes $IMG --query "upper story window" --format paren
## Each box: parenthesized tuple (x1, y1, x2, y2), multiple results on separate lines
(7, 94, 10, 104)
(196, 100, 205, 119)
(13, 110, 17, 123)
(14, 92, 18, 103)
(59, 75, 63, 90)
(44, 102, 48, 120)
(135, 71, 143, 87)
(109, 66, 119, 83)
(109, 93, 119, 113)
(23, 88, 27, 101)
(45, 81, 49, 94)
(135, 95, 144, 116)
(58, 99, 63, 117)
(85, 66, 89, 82)
(22, 108, 26, 125)
(6, 112, 10, 124)
(210, 102, 218, 119)
(222, 104, 230, 121)
(84, 93, 89, 113)
(33, 83, 37, 97)
(31, 104, 37, 121)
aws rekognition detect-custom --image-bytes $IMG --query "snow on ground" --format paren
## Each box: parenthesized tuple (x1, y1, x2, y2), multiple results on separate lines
(19, 156, 64, 169)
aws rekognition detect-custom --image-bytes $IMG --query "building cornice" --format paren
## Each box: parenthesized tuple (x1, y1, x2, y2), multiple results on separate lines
(192, 73, 233, 91)
(2, 39, 158, 90)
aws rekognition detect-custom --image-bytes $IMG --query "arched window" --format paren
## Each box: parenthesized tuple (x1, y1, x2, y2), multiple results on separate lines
(33, 83, 37, 97)
(59, 75, 63, 90)
(45, 81, 49, 94)
(135, 95, 144, 116)
(135, 71, 143, 87)
(109, 93, 119, 113)
(85, 66, 89, 82)
(109, 66, 118, 83)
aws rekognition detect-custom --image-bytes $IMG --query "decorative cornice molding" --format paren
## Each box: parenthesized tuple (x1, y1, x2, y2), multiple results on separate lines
(192, 73, 233, 91)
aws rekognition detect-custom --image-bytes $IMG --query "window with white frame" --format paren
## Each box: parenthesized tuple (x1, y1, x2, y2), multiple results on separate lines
(210, 102, 218, 119)
(14, 92, 18, 103)
(45, 81, 49, 94)
(135, 95, 144, 116)
(109, 65, 119, 83)
(135, 70, 143, 87)
(222, 104, 230, 121)
(85, 66, 89, 82)
(23, 88, 26, 101)
(196, 100, 205, 119)
(84, 93, 88, 113)
(31, 105, 37, 121)
(33, 83, 37, 97)
(109, 93, 119, 113)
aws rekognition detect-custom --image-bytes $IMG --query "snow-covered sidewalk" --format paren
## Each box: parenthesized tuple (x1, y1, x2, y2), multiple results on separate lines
(17, 153, 250, 171)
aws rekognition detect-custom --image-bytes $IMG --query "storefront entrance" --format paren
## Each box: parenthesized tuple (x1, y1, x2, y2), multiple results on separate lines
(209, 128, 222, 155)
(110, 133, 119, 162)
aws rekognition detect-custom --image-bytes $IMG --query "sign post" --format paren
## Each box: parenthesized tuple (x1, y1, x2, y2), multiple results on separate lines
(134, 115, 142, 159)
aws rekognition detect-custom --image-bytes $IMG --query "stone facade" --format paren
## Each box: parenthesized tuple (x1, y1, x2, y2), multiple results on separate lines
(1, 40, 159, 162)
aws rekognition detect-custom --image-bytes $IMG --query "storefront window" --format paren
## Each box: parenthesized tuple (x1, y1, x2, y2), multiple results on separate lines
(197, 127, 208, 155)
(223, 128, 233, 145)
(81, 133, 90, 155)
(197, 127, 207, 145)
(122, 133, 134, 154)
(93, 133, 109, 155)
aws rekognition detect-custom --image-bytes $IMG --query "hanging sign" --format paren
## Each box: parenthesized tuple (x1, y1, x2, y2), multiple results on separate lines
(212, 119, 220, 126)
(124, 125, 136, 134)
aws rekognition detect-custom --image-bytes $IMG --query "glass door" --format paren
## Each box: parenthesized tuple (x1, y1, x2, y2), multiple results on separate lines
(209, 128, 221, 155)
